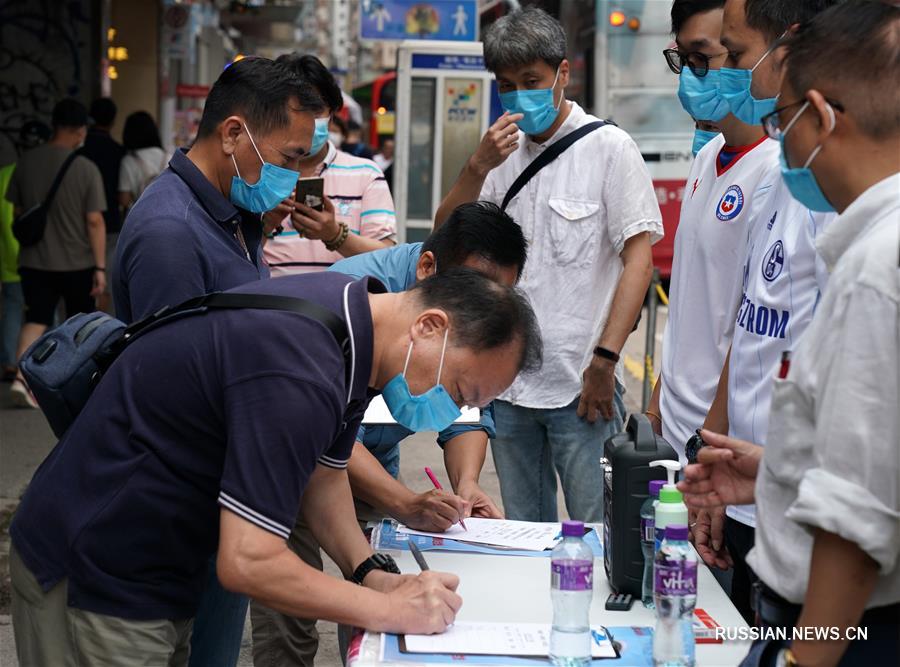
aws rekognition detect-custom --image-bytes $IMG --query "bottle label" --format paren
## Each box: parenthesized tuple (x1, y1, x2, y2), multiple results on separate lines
(654, 558, 697, 596)
(641, 517, 654, 542)
(552, 560, 593, 591)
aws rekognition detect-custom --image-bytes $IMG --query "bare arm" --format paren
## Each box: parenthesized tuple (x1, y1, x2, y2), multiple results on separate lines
(702, 347, 731, 434)
(578, 232, 654, 423)
(647, 373, 663, 435)
(85, 210, 106, 296)
(118, 191, 134, 212)
(335, 231, 394, 257)
(444, 431, 503, 519)
(790, 530, 879, 667)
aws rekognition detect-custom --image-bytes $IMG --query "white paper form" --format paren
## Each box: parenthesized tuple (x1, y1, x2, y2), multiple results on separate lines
(401, 622, 617, 658)
(362, 395, 481, 424)
(396, 518, 561, 552)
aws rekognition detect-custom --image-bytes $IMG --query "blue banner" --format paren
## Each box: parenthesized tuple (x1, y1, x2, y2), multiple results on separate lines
(410, 53, 484, 70)
(360, 0, 478, 41)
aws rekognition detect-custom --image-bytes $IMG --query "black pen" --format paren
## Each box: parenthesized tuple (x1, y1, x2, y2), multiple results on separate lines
(408, 540, 430, 571)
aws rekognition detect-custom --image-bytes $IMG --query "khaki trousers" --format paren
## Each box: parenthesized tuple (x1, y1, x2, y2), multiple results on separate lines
(10, 545, 193, 667)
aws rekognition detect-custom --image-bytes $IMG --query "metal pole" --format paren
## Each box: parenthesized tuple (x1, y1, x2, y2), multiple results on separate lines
(641, 268, 660, 412)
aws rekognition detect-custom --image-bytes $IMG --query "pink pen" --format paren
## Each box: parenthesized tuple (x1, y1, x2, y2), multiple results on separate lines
(424, 466, 467, 531)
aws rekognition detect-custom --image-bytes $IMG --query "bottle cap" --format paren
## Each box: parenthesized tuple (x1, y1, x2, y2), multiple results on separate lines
(648, 480, 665, 498)
(659, 487, 683, 504)
(666, 524, 689, 541)
(561, 520, 584, 537)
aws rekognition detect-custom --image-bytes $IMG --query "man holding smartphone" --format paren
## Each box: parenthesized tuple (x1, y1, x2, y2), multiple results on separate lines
(263, 54, 396, 275)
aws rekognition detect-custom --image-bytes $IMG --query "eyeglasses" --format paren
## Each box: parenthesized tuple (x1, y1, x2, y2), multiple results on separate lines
(761, 98, 845, 140)
(663, 48, 728, 78)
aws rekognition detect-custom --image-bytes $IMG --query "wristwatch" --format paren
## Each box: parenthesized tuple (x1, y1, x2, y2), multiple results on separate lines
(685, 429, 706, 464)
(350, 553, 401, 585)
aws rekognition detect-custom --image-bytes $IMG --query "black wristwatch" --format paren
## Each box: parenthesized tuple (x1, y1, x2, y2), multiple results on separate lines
(685, 429, 706, 464)
(350, 553, 400, 585)
(593, 345, 620, 363)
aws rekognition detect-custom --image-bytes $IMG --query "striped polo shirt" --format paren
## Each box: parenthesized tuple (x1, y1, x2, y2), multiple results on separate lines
(264, 142, 396, 276)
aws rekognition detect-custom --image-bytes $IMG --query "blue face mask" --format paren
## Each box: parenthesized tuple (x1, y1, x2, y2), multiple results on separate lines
(718, 42, 780, 126)
(692, 128, 720, 156)
(779, 101, 835, 213)
(310, 117, 329, 155)
(382, 330, 462, 432)
(677, 68, 730, 122)
(498, 67, 562, 136)
(229, 124, 299, 213)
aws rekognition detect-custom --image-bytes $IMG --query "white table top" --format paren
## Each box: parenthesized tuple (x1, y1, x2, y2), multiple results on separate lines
(350, 545, 751, 666)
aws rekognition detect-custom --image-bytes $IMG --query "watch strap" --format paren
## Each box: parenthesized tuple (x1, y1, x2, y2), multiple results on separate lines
(350, 553, 400, 585)
(593, 345, 620, 363)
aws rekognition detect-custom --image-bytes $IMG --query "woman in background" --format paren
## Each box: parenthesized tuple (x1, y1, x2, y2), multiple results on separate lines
(118, 111, 166, 213)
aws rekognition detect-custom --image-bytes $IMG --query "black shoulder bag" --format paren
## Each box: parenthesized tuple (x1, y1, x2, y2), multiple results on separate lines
(12, 150, 82, 247)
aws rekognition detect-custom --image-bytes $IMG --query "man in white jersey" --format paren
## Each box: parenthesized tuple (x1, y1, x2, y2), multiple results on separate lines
(679, 6, 900, 664)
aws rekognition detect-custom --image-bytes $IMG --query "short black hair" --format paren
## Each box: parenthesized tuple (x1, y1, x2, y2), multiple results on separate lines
(346, 119, 362, 134)
(90, 97, 117, 127)
(745, 0, 843, 42)
(275, 53, 344, 114)
(671, 0, 726, 35)
(52, 98, 89, 130)
(330, 115, 348, 134)
(196, 57, 325, 140)
(422, 202, 528, 280)
(784, 0, 900, 140)
(123, 111, 163, 151)
(411, 267, 542, 374)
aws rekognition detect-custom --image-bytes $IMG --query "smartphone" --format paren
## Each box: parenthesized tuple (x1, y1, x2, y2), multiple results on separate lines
(295, 176, 325, 212)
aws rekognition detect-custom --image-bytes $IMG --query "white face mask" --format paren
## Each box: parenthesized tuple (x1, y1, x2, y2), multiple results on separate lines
(328, 131, 344, 146)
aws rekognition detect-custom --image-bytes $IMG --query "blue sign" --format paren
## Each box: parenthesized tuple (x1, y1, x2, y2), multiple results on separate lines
(411, 53, 484, 70)
(360, 0, 478, 42)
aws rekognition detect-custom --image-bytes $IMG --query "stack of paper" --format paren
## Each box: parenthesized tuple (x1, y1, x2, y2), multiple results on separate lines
(397, 518, 562, 552)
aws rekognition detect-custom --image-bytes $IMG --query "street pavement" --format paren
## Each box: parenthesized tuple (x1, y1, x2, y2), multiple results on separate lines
(0, 306, 665, 666)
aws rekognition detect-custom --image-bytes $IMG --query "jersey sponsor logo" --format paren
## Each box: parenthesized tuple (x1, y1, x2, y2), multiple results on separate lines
(736, 293, 790, 339)
(716, 185, 744, 221)
(766, 210, 778, 230)
(691, 177, 701, 198)
(762, 240, 785, 282)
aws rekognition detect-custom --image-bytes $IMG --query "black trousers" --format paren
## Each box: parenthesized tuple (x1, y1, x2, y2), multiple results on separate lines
(724, 516, 757, 625)
(20, 267, 94, 326)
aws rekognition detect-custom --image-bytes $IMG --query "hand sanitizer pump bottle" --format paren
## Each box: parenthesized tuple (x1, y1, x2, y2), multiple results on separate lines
(650, 460, 688, 553)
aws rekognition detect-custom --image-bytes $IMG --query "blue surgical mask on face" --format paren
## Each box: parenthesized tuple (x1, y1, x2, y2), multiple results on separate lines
(229, 124, 299, 213)
(692, 128, 720, 156)
(779, 101, 835, 213)
(678, 68, 730, 122)
(310, 117, 329, 155)
(498, 67, 562, 136)
(718, 41, 781, 126)
(382, 329, 462, 432)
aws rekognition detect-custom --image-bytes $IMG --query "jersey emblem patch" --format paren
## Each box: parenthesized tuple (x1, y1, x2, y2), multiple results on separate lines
(762, 240, 785, 282)
(716, 185, 744, 221)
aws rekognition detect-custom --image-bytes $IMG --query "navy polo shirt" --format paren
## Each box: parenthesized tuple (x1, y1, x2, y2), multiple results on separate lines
(10, 272, 381, 621)
(114, 148, 269, 323)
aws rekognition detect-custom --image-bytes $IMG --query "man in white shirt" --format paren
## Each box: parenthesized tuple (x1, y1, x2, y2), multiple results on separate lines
(434, 7, 662, 522)
(678, 5, 900, 665)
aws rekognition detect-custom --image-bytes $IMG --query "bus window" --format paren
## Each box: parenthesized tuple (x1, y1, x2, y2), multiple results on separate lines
(407, 77, 436, 221)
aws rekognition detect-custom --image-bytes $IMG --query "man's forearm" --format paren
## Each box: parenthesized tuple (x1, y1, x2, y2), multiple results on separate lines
(86, 213, 106, 267)
(336, 233, 395, 258)
(598, 233, 653, 354)
(348, 441, 417, 519)
(791, 529, 880, 667)
(702, 348, 731, 434)
(433, 159, 489, 230)
(443, 431, 488, 491)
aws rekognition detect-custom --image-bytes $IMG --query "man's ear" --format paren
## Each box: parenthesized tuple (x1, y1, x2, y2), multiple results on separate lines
(558, 59, 570, 89)
(415, 251, 437, 282)
(806, 89, 837, 139)
(220, 116, 244, 156)
(411, 308, 449, 340)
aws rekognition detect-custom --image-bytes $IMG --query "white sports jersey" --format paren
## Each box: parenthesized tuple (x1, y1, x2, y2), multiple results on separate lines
(660, 135, 780, 461)
(726, 174, 834, 527)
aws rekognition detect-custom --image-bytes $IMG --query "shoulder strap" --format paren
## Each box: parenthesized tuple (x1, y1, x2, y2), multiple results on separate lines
(500, 120, 612, 212)
(44, 150, 81, 210)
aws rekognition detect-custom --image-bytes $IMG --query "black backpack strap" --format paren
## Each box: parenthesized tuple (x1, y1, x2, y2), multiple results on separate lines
(44, 150, 82, 210)
(500, 120, 612, 212)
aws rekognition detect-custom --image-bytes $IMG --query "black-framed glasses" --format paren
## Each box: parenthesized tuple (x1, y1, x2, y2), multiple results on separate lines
(663, 48, 728, 77)
(761, 98, 845, 140)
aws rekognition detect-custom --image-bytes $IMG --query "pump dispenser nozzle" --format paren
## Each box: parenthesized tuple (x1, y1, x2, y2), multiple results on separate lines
(650, 459, 681, 487)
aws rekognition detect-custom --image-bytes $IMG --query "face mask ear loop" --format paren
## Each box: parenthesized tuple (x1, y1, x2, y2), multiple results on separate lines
(552, 66, 563, 111)
(243, 124, 265, 166)
(752, 30, 788, 72)
(435, 328, 449, 384)
(231, 154, 243, 180)
(402, 339, 414, 379)
(802, 104, 835, 169)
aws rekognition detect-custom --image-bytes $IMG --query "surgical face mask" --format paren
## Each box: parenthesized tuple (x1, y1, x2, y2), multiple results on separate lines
(381, 329, 462, 432)
(692, 128, 720, 156)
(328, 131, 344, 146)
(229, 124, 299, 213)
(779, 101, 835, 213)
(677, 68, 730, 122)
(310, 117, 330, 155)
(718, 40, 781, 126)
(498, 67, 563, 136)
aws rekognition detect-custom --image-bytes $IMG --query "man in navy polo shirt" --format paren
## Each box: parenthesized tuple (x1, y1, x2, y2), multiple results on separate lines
(114, 56, 325, 323)
(250, 201, 528, 666)
(10, 268, 542, 665)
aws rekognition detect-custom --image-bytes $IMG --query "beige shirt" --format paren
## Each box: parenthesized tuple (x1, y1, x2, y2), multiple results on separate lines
(7, 144, 106, 271)
(749, 173, 900, 607)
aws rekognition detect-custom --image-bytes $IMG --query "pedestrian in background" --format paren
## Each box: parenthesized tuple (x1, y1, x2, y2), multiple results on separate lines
(118, 110, 167, 213)
(6, 98, 106, 409)
(341, 119, 375, 160)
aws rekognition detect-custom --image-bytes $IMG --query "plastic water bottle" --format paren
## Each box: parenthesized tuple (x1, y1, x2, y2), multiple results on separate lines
(641, 480, 666, 608)
(653, 525, 697, 667)
(550, 520, 594, 666)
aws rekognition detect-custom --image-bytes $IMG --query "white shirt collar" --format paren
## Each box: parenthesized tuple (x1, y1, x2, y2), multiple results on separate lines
(526, 101, 585, 152)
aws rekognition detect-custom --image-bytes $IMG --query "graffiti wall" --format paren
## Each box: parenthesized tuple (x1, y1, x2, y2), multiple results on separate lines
(0, 0, 98, 165)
